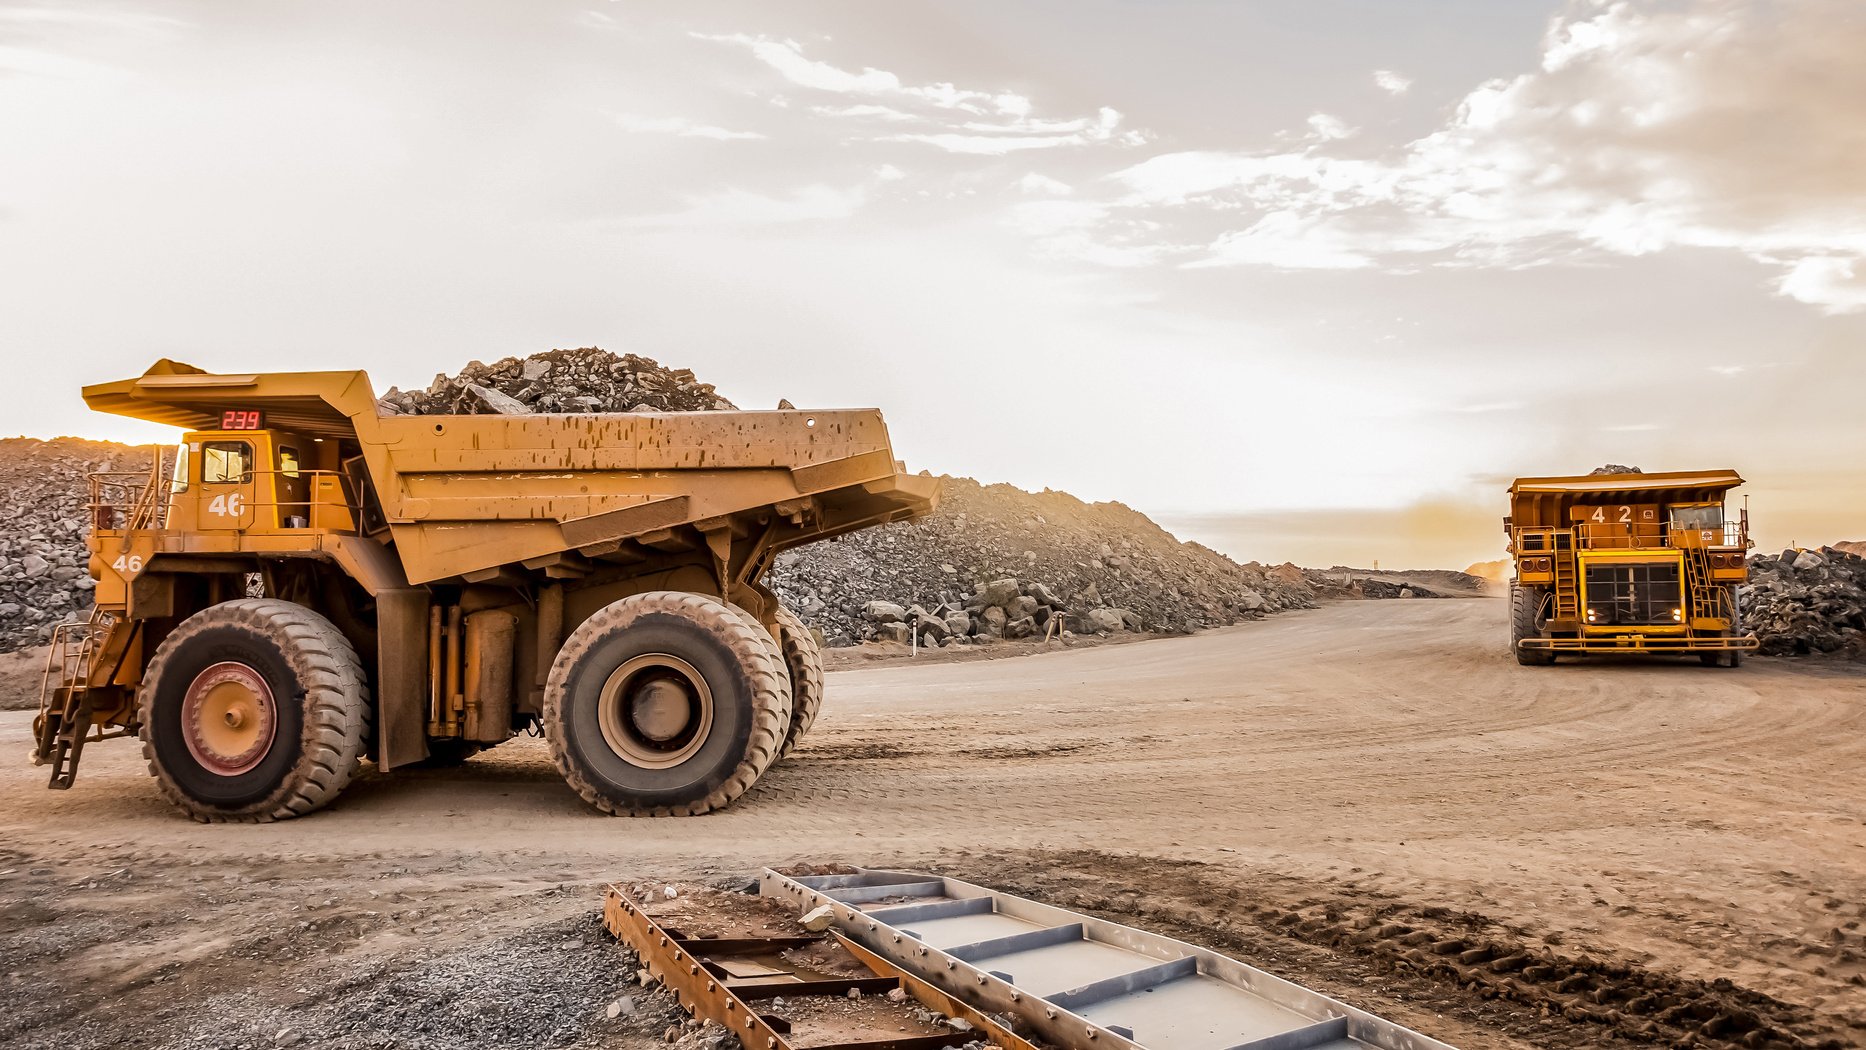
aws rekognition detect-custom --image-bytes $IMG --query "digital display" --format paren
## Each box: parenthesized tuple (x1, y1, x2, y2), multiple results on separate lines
(220, 409, 265, 431)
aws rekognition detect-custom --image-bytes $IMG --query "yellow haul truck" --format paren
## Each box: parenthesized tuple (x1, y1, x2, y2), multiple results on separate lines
(32, 360, 937, 820)
(1505, 469, 1757, 666)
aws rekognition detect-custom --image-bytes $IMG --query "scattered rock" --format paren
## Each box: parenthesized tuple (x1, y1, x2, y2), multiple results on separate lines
(800, 904, 836, 932)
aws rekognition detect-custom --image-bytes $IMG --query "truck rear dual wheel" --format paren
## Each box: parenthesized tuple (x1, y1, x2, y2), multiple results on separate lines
(545, 591, 792, 816)
(771, 604, 823, 761)
(1511, 584, 1557, 666)
(138, 599, 371, 822)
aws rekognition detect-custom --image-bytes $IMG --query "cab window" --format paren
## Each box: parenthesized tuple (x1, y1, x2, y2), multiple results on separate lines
(169, 443, 191, 494)
(202, 441, 252, 484)
(279, 446, 301, 478)
(1670, 505, 1722, 529)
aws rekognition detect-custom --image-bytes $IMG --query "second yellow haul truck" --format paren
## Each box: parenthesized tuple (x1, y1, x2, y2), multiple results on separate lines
(1505, 469, 1757, 666)
(33, 360, 937, 821)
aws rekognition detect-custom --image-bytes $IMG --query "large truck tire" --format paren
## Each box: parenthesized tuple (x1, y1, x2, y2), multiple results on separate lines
(545, 591, 791, 816)
(138, 598, 371, 822)
(1511, 584, 1557, 666)
(771, 604, 824, 761)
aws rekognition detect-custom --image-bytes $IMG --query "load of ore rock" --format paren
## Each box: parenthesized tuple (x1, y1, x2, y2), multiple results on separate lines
(378, 348, 736, 415)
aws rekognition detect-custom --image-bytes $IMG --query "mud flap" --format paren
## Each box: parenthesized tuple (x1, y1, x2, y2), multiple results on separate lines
(375, 588, 430, 770)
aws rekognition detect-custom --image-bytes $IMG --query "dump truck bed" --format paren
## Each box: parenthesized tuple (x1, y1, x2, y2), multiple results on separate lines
(83, 361, 937, 585)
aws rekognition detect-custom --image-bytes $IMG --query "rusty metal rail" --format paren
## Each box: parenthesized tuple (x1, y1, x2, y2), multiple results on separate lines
(602, 886, 1038, 1050)
(760, 868, 1462, 1050)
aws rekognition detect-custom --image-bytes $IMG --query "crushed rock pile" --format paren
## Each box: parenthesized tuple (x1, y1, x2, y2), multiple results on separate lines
(768, 476, 1315, 647)
(0, 438, 161, 653)
(1300, 566, 1488, 600)
(378, 347, 737, 415)
(1742, 546, 1866, 658)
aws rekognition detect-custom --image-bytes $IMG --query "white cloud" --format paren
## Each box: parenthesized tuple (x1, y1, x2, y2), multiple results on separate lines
(873, 163, 906, 182)
(613, 114, 765, 140)
(624, 184, 865, 227)
(811, 103, 917, 122)
(1373, 69, 1412, 95)
(1305, 113, 1356, 141)
(701, 34, 1143, 156)
(1775, 256, 1866, 313)
(1017, 172, 1073, 196)
(1030, 0, 1866, 312)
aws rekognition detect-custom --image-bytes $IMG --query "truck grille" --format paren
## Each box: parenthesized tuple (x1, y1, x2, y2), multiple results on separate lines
(1583, 562, 1681, 626)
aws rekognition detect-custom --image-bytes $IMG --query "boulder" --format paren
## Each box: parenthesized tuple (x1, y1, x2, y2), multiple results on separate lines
(863, 601, 907, 624)
(978, 606, 1007, 636)
(914, 614, 950, 641)
(466, 383, 530, 414)
(1026, 582, 1064, 607)
(978, 578, 1020, 609)
(876, 622, 913, 644)
(1004, 615, 1036, 639)
(1086, 608, 1126, 634)
(1006, 595, 1039, 620)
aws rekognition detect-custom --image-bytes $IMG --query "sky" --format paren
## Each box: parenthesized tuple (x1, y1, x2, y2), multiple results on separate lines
(1, 0, 1862, 570)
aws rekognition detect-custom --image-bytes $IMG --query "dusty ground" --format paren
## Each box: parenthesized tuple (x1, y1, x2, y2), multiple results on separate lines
(2, 599, 1862, 1050)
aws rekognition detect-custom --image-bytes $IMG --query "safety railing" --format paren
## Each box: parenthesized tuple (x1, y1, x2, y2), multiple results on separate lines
(189, 468, 356, 530)
(89, 466, 356, 532)
(1513, 519, 1748, 555)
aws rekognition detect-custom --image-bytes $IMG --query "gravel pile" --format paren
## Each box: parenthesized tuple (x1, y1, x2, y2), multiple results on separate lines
(0, 437, 161, 653)
(379, 347, 736, 415)
(769, 476, 1314, 647)
(1300, 566, 1488, 600)
(1742, 546, 1866, 658)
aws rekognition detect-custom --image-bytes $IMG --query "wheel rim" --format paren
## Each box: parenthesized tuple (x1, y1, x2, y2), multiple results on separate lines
(596, 654, 714, 769)
(181, 661, 277, 776)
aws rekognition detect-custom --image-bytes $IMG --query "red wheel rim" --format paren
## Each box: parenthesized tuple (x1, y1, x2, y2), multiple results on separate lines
(181, 661, 277, 776)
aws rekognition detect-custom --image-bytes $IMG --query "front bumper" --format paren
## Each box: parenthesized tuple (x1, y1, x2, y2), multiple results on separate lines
(1518, 634, 1759, 653)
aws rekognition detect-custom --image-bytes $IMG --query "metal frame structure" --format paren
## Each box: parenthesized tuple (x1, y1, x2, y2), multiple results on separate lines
(760, 868, 1460, 1050)
(602, 886, 1038, 1050)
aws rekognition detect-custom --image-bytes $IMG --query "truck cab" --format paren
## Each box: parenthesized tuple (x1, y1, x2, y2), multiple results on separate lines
(163, 416, 355, 535)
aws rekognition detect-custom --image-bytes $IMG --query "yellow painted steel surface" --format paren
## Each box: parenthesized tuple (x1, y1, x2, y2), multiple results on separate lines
(82, 360, 937, 585)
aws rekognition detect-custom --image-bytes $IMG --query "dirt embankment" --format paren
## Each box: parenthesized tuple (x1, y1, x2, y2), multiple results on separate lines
(770, 474, 1317, 647)
(0, 437, 162, 654)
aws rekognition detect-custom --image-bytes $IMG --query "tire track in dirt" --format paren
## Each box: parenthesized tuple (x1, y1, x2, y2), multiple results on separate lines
(947, 850, 1858, 1050)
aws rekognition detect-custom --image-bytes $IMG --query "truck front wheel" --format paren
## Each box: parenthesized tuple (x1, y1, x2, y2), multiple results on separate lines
(138, 599, 371, 822)
(545, 591, 791, 816)
(1511, 584, 1557, 666)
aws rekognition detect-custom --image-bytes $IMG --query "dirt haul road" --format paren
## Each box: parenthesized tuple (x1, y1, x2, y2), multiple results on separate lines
(2, 600, 1862, 1050)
